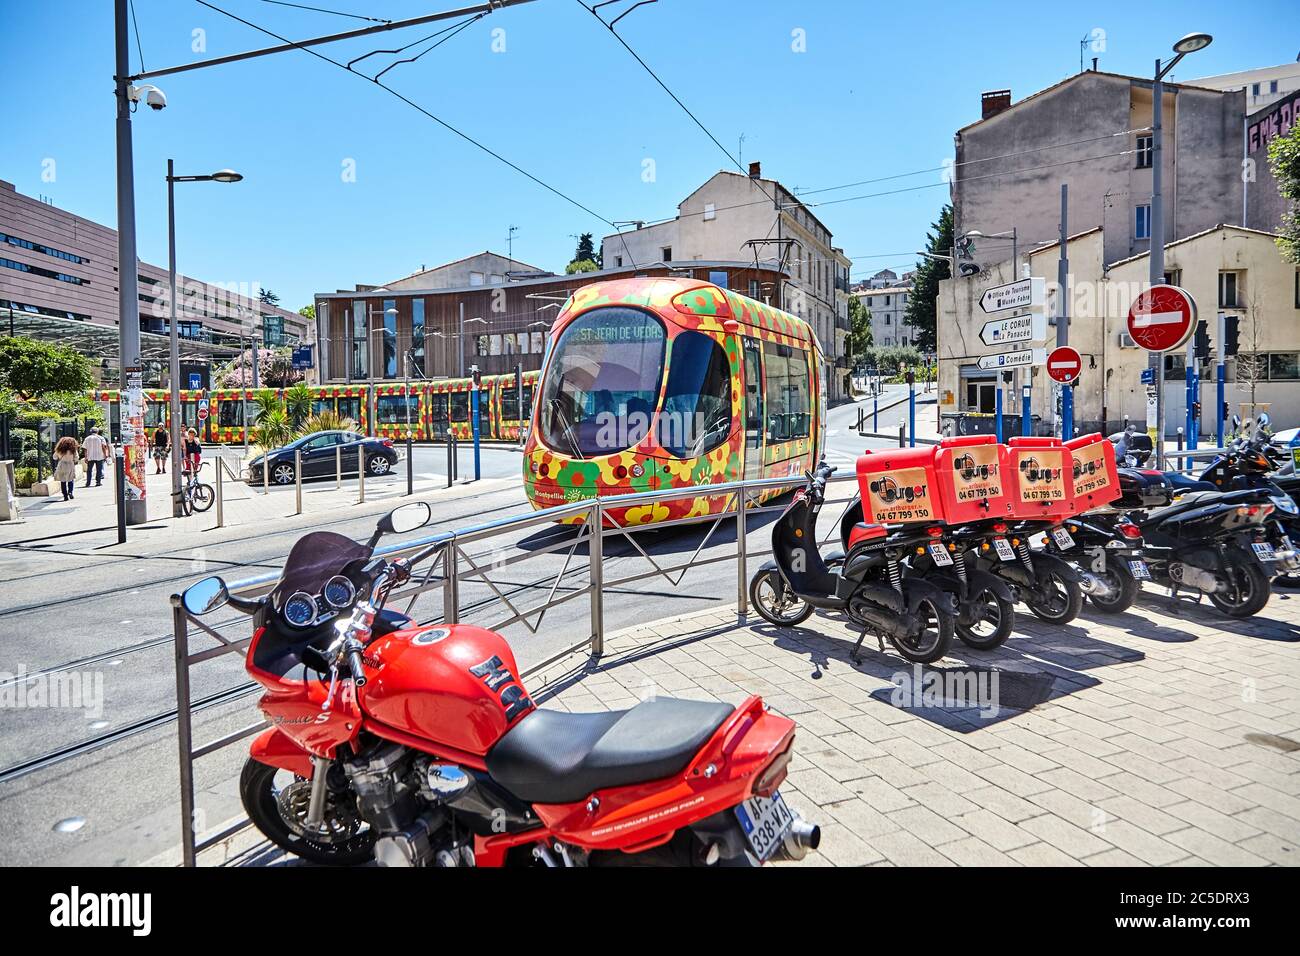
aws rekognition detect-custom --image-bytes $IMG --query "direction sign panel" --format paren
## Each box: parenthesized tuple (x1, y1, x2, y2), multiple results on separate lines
(977, 348, 1045, 371)
(980, 277, 1045, 314)
(980, 311, 1047, 347)
(1046, 346, 1082, 384)
(1127, 284, 1197, 352)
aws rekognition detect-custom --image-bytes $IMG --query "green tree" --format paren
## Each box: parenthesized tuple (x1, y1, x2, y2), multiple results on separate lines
(565, 259, 599, 274)
(1268, 124, 1300, 263)
(258, 287, 281, 307)
(903, 204, 953, 353)
(847, 294, 873, 364)
(298, 304, 316, 321)
(0, 338, 95, 402)
(567, 232, 601, 272)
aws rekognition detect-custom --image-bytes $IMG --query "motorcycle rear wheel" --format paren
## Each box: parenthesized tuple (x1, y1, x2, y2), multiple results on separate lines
(749, 568, 814, 626)
(239, 758, 374, 866)
(955, 586, 1014, 650)
(1025, 570, 1083, 625)
(1207, 560, 1271, 618)
(1087, 558, 1139, 614)
(888, 597, 953, 664)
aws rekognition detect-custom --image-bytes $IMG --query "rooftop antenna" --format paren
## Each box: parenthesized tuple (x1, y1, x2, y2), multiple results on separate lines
(738, 133, 745, 169)
(1079, 32, 1091, 73)
(506, 225, 518, 269)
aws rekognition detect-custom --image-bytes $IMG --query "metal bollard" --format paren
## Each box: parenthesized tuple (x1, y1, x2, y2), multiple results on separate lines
(1176, 427, 1184, 454)
(358, 445, 366, 504)
(589, 499, 604, 657)
(215, 457, 224, 529)
(115, 452, 126, 544)
(262, 453, 269, 495)
(335, 445, 342, 489)
(406, 432, 413, 497)
(446, 436, 454, 489)
(442, 541, 459, 624)
(736, 490, 748, 617)
(295, 449, 303, 515)
(899, 422, 906, 448)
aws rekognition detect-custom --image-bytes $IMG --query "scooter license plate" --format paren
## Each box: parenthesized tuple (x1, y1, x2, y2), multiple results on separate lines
(1051, 527, 1075, 550)
(1252, 542, 1277, 561)
(734, 791, 794, 861)
(928, 543, 953, 566)
(1128, 560, 1151, 580)
(993, 538, 1016, 562)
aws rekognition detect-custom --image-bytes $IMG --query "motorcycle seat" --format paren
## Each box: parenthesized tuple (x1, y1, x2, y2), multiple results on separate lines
(847, 521, 887, 550)
(485, 697, 733, 804)
(1137, 491, 1221, 526)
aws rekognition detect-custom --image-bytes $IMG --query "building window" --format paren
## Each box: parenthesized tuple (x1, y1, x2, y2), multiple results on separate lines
(1252, 83, 1261, 96)
(748, 279, 761, 299)
(1269, 353, 1300, 380)
(1135, 204, 1152, 241)
(703, 203, 716, 221)
(1135, 134, 1153, 168)
(490, 274, 504, 285)
(476, 335, 489, 356)
(0, 256, 87, 284)
(351, 300, 367, 379)
(1219, 271, 1239, 309)
(380, 299, 397, 378)
(615, 256, 623, 267)
(469, 272, 485, 286)
(708, 270, 728, 289)
(0, 231, 89, 264)
(661, 246, 672, 261)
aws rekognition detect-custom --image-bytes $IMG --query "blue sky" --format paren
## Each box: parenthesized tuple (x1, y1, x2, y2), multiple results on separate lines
(3, 0, 1297, 310)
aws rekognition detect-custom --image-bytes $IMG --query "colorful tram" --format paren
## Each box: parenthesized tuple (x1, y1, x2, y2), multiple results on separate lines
(522, 276, 826, 525)
(90, 373, 539, 446)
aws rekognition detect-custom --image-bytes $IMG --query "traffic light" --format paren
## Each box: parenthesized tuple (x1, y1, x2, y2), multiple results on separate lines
(1191, 400, 1201, 422)
(470, 365, 482, 388)
(1193, 320, 1210, 360)
(1223, 315, 1240, 357)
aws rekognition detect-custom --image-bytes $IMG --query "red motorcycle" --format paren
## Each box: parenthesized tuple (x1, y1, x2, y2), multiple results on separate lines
(181, 503, 819, 867)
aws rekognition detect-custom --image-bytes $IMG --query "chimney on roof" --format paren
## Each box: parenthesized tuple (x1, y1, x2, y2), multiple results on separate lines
(981, 90, 1012, 120)
(748, 161, 761, 179)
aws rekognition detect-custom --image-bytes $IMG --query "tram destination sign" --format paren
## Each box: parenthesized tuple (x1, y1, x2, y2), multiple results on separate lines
(980, 277, 1045, 314)
(979, 312, 1047, 347)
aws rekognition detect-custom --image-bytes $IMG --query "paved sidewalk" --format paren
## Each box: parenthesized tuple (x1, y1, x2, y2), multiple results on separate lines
(529, 590, 1299, 867)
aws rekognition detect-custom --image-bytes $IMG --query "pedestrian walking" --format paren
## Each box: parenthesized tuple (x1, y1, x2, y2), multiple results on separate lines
(183, 428, 203, 476)
(153, 425, 170, 474)
(82, 425, 110, 487)
(53, 436, 79, 501)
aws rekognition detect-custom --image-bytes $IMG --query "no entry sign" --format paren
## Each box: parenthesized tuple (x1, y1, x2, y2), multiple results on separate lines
(1127, 284, 1197, 352)
(1046, 346, 1082, 385)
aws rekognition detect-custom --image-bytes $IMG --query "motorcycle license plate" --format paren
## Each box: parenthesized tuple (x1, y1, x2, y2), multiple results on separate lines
(1252, 542, 1277, 561)
(1129, 560, 1151, 580)
(734, 791, 794, 861)
(993, 538, 1016, 562)
(1051, 527, 1075, 550)
(928, 543, 953, 566)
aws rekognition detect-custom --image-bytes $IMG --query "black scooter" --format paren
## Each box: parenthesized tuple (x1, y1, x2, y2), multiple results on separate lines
(749, 462, 958, 664)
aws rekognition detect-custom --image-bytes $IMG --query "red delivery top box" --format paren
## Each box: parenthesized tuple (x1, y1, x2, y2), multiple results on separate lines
(1065, 433, 1121, 511)
(856, 447, 944, 525)
(933, 435, 1015, 522)
(1006, 436, 1076, 519)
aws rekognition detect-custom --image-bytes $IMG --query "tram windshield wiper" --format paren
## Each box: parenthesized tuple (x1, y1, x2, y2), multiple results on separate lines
(549, 399, 585, 460)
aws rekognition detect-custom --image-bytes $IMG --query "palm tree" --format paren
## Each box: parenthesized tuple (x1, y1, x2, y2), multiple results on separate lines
(283, 383, 312, 430)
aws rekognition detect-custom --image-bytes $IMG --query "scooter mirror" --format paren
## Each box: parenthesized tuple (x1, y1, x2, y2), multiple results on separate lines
(183, 576, 229, 616)
(1232, 414, 1242, 429)
(378, 501, 433, 537)
(1257, 412, 1270, 430)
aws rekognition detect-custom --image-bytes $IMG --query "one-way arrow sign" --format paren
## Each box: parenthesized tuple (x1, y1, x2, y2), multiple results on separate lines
(980, 277, 1045, 313)
(977, 347, 1046, 371)
(979, 312, 1047, 347)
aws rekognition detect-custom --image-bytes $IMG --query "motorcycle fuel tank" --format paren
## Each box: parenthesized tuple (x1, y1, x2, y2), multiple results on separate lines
(358, 624, 534, 758)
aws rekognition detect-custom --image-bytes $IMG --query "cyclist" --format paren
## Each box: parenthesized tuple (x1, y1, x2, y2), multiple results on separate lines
(183, 428, 203, 476)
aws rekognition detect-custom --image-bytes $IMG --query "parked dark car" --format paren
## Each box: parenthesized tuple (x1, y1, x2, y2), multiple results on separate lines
(248, 431, 399, 485)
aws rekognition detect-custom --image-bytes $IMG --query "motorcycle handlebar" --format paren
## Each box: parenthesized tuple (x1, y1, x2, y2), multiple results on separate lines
(347, 646, 368, 688)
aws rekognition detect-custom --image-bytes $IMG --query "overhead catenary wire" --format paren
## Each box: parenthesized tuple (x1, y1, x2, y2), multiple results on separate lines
(258, 0, 392, 22)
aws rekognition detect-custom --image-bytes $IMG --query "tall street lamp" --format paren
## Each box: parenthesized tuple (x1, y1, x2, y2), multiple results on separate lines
(1149, 31, 1211, 466)
(167, 161, 242, 517)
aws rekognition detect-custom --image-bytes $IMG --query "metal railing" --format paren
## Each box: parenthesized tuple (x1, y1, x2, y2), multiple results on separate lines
(167, 469, 860, 865)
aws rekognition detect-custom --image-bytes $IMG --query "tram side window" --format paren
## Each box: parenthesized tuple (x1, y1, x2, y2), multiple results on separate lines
(450, 392, 470, 422)
(338, 397, 361, 423)
(376, 394, 418, 424)
(218, 401, 245, 427)
(659, 330, 733, 458)
(763, 343, 810, 442)
(312, 399, 334, 417)
(500, 385, 534, 423)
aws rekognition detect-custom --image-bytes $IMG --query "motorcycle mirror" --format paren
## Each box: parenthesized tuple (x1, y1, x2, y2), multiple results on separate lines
(182, 576, 229, 617)
(376, 501, 433, 538)
(1232, 414, 1242, 429)
(1258, 412, 1271, 430)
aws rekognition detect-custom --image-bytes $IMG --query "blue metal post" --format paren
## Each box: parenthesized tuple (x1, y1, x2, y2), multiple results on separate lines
(1216, 362, 1226, 449)
(995, 387, 1003, 442)
(471, 385, 482, 480)
(908, 378, 916, 447)
(1061, 384, 1073, 441)
(873, 392, 878, 432)
(1021, 384, 1032, 437)
(1185, 362, 1197, 451)
(1189, 367, 1199, 451)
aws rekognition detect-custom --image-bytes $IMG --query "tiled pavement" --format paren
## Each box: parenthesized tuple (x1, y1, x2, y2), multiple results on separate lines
(528, 587, 1300, 866)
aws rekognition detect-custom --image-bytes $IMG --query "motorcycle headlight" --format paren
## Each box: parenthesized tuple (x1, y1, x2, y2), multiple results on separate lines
(1271, 495, 1298, 515)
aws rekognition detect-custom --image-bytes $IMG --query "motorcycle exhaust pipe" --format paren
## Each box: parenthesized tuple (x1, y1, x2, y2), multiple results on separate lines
(772, 811, 821, 862)
(1076, 569, 1116, 600)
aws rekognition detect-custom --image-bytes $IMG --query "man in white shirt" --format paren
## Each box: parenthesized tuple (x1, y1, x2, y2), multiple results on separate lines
(82, 426, 111, 487)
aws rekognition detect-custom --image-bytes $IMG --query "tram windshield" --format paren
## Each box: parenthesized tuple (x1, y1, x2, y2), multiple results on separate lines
(538, 307, 666, 458)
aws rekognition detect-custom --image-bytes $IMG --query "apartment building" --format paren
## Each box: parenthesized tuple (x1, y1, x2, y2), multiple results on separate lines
(599, 164, 852, 398)
(0, 179, 310, 387)
(1193, 60, 1300, 113)
(854, 279, 915, 348)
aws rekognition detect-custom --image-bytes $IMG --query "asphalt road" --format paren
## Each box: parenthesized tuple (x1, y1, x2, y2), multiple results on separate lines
(0, 389, 929, 865)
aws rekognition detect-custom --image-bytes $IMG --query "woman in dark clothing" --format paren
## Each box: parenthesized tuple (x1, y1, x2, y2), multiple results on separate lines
(153, 425, 170, 474)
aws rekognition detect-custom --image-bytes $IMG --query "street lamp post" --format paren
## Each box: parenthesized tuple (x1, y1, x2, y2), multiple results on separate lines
(167, 161, 242, 517)
(1149, 31, 1213, 468)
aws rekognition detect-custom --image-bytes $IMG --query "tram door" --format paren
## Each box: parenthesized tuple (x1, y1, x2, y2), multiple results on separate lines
(742, 338, 765, 480)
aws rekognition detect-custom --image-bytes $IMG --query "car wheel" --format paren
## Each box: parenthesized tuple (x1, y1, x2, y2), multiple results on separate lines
(367, 455, 390, 476)
(272, 462, 296, 485)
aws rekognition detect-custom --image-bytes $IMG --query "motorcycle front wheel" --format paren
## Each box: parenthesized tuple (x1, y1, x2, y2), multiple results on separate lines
(1207, 559, 1271, 618)
(239, 758, 374, 866)
(749, 568, 814, 626)
(1087, 558, 1139, 614)
(1025, 569, 1083, 625)
(955, 586, 1014, 650)
(889, 597, 953, 664)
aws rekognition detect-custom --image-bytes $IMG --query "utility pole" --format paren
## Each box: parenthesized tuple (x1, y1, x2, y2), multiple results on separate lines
(114, 0, 146, 528)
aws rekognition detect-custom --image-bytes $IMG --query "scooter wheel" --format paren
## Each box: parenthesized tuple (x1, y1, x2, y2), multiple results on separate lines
(1087, 558, 1139, 615)
(1025, 570, 1083, 625)
(956, 586, 1014, 650)
(889, 597, 953, 664)
(749, 568, 814, 626)
(1208, 560, 1271, 618)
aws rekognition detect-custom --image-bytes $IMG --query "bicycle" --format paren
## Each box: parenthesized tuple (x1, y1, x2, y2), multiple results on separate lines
(178, 460, 215, 516)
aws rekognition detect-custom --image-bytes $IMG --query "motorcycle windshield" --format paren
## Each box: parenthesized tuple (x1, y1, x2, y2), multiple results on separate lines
(271, 531, 370, 607)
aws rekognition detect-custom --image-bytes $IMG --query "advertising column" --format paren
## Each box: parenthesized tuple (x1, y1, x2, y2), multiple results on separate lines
(123, 369, 148, 511)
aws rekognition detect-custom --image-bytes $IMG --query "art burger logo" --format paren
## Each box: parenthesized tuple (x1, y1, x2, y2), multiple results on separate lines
(951, 447, 1004, 501)
(868, 476, 925, 505)
(49, 886, 151, 936)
